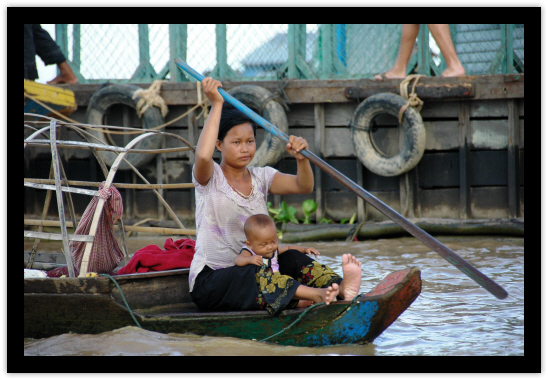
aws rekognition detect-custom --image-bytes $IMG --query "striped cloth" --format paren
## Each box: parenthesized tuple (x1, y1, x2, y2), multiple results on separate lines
(47, 182, 125, 277)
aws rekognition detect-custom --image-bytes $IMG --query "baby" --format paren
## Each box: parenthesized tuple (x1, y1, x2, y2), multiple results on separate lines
(235, 214, 320, 271)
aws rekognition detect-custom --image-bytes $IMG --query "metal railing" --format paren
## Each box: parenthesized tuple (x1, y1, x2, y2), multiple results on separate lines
(53, 24, 524, 84)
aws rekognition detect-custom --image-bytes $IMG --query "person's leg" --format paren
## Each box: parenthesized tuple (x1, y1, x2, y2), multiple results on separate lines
(293, 282, 339, 305)
(278, 249, 362, 301)
(427, 24, 465, 77)
(338, 253, 362, 301)
(375, 24, 420, 80)
(191, 265, 265, 312)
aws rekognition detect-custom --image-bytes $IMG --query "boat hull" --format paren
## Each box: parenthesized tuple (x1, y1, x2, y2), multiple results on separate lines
(24, 267, 421, 346)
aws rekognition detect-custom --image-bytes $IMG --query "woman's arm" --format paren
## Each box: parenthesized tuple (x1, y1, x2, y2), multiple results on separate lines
(269, 135, 314, 195)
(235, 251, 264, 266)
(193, 78, 224, 186)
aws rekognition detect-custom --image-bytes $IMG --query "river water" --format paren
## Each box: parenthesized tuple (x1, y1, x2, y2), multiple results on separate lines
(24, 235, 524, 357)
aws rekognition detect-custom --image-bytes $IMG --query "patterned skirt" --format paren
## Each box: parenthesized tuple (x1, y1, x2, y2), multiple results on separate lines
(191, 249, 342, 315)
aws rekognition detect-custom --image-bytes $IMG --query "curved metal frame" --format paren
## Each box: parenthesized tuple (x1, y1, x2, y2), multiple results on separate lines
(24, 114, 197, 277)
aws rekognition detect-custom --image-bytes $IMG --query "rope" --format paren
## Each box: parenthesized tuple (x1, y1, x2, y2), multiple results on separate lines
(99, 273, 142, 329)
(132, 80, 169, 118)
(258, 293, 362, 342)
(397, 74, 425, 124)
(258, 302, 325, 342)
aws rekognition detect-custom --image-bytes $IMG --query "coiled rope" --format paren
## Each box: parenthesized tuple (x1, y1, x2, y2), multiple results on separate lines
(398, 74, 426, 124)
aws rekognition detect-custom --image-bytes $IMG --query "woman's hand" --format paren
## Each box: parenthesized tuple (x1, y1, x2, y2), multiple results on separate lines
(286, 135, 309, 161)
(202, 77, 224, 107)
(303, 247, 320, 258)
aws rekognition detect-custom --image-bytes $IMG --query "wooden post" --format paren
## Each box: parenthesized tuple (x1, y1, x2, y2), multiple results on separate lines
(50, 120, 76, 277)
(459, 101, 471, 219)
(508, 99, 521, 218)
(314, 104, 325, 222)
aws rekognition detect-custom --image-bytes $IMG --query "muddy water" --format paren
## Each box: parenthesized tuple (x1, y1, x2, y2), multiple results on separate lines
(24, 235, 524, 356)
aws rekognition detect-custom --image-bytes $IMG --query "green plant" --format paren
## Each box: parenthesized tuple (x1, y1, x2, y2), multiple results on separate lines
(301, 199, 318, 224)
(267, 201, 279, 217)
(267, 201, 298, 225)
(319, 217, 333, 224)
(341, 212, 357, 225)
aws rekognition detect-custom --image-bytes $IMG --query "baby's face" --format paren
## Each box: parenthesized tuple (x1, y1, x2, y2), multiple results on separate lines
(246, 224, 278, 258)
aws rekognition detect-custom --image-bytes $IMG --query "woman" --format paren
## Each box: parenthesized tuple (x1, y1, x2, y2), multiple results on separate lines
(189, 77, 362, 315)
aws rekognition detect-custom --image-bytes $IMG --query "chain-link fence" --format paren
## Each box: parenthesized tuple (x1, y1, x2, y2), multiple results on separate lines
(53, 24, 524, 84)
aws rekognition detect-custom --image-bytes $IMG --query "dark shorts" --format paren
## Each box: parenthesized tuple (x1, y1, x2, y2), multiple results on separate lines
(190, 249, 342, 315)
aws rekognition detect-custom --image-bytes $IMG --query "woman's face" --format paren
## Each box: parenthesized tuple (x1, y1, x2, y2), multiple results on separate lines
(216, 122, 256, 167)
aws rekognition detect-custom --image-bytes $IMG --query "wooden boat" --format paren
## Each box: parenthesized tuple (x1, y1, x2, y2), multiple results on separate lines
(24, 265, 421, 346)
(24, 115, 421, 346)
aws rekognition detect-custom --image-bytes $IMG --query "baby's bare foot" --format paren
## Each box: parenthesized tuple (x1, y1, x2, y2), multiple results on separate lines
(296, 300, 314, 308)
(340, 253, 362, 301)
(323, 283, 339, 305)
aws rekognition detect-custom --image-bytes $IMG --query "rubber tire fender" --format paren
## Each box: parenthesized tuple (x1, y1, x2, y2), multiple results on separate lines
(227, 85, 289, 167)
(350, 92, 426, 177)
(86, 83, 164, 170)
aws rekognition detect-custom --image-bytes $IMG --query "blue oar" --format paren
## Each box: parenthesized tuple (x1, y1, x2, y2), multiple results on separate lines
(174, 58, 508, 300)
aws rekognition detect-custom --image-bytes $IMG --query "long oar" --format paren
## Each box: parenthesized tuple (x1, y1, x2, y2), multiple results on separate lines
(174, 58, 508, 300)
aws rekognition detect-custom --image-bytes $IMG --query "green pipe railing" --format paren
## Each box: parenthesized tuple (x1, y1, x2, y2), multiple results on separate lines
(54, 24, 524, 84)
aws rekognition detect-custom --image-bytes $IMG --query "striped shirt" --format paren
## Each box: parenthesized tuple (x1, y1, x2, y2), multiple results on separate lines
(189, 161, 278, 291)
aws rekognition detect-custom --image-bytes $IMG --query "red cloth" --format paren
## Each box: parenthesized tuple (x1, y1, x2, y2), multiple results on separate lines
(116, 238, 196, 275)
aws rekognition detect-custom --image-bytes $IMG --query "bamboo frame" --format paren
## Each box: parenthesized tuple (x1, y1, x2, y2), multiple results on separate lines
(24, 219, 196, 236)
(49, 120, 77, 277)
(78, 131, 155, 277)
(24, 114, 196, 277)
(24, 178, 194, 190)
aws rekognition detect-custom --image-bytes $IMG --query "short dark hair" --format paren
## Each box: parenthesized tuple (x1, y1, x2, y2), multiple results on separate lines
(244, 214, 276, 238)
(218, 102, 257, 142)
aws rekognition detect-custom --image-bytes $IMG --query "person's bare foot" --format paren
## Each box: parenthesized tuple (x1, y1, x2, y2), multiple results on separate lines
(296, 300, 314, 308)
(440, 64, 465, 77)
(374, 69, 406, 81)
(339, 253, 362, 301)
(322, 283, 339, 305)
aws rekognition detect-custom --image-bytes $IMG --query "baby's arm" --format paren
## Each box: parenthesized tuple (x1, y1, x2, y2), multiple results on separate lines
(235, 250, 264, 266)
(278, 245, 320, 258)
